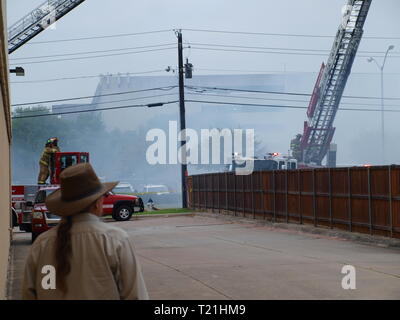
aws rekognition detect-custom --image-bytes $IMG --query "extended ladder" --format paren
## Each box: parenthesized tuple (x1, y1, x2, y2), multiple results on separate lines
(300, 0, 372, 165)
(8, 0, 86, 54)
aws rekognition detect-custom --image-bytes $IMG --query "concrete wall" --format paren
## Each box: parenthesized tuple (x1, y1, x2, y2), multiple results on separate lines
(0, 0, 12, 300)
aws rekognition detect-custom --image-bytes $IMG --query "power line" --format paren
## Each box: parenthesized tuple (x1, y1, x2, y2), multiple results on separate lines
(10, 70, 166, 84)
(182, 28, 400, 40)
(9, 47, 176, 66)
(11, 86, 178, 107)
(186, 99, 400, 113)
(12, 100, 179, 119)
(11, 43, 398, 62)
(195, 67, 400, 76)
(16, 90, 399, 115)
(14, 92, 179, 115)
(12, 97, 400, 119)
(196, 67, 300, 74)
(185, 85, 400, 101)
(185, 92, 400, 108)
(186, 85, 310, 97)
(11, 84, 400, 108)
(185, 92, 312, 104)
(190, 46, 400, 59)
(11, 68, 400, 85)
(190, 42, 400, 55)
(26, 29, 174, 45)
(10, 43, 176, 61)
(18, 28, 400, 48)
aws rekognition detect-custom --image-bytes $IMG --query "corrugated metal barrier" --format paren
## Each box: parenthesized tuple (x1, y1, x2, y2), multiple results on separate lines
(187, 166, 400, 239)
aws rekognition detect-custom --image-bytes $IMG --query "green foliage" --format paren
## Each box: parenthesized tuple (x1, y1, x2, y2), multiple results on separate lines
(12, 106, 70, 154)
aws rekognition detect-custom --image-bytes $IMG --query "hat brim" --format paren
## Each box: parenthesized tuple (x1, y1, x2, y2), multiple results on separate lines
(45, 181, 118, 216)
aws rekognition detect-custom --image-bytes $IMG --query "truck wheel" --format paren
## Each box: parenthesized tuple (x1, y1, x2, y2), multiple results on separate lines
(31, 232, 39, 243)
(114, 205, 133, 221)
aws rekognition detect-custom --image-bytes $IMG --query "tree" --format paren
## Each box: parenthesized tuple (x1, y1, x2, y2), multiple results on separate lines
(12, 106, 73, 183)
(11, 107, 107, 183)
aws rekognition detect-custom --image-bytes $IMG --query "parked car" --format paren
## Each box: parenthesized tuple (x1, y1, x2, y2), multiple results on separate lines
(112, 182, 136, 194)
(140, 184, 181, 208)
(142, 184, 169, 194)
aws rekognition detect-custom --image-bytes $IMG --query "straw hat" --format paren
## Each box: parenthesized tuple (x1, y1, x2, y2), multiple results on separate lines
(45, 163, 118, 216)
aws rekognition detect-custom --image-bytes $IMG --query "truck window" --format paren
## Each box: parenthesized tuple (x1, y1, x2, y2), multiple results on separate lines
(254, 160, 278, 171)
(291, 162, 297, 169)
(279, 161, 285, 169)
(231, 159, 277, 172)
(60, 155, 78, 170)
(80, 155, 88, 163)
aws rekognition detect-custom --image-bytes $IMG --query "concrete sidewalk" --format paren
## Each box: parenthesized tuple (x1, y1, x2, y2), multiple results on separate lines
(7, 230, 31, 300)
(7, 213, 400, 299)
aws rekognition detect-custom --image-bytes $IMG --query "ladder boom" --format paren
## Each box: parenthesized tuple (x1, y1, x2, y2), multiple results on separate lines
(299, 0, 372, 165)
(8, 0, 86, 54)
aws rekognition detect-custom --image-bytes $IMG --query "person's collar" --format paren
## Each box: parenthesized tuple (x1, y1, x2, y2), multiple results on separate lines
(71, 212, 101, 222)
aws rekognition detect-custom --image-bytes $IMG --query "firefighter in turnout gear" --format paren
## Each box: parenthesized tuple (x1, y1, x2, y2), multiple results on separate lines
(49, 137, 60, 152)
(37, 138, 60, 185)
(49, 137, 60, 180)
(290, 134, 302, 162)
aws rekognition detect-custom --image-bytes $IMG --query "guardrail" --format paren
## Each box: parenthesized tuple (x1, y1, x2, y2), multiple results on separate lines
(187, 166, 400, 239)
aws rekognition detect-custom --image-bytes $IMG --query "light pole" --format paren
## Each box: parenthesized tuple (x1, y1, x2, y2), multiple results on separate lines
(9, 67, 25, 76)
(367, 45, 394, 164)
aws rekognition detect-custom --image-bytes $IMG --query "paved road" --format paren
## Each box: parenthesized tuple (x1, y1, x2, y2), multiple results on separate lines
(8, 213, 400, 299)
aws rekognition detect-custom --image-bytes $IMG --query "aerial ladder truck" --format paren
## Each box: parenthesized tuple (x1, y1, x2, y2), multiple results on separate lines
(291, 0, 372, 167)
(8, 0, 86, 54)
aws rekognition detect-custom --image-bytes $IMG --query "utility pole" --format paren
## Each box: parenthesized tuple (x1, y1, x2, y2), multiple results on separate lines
(176, 29, 188, 208)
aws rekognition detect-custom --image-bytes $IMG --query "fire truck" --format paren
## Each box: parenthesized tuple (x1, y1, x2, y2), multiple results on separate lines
(11, 152, 89, 232)
(12, 151, 145, 242)
(228, 152, 298, 174)
(290, 0, 372, 167)
(11, 184, 38, 232)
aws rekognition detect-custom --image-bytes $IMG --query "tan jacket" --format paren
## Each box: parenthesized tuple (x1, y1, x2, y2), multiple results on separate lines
(22, 213, 149, 300)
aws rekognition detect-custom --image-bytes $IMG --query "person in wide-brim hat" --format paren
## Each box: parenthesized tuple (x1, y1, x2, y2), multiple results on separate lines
(46, 162, 118, 216)
(22, 162, 149, 300)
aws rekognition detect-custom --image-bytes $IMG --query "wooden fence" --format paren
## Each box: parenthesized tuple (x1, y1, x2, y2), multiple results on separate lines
(187, 166, 400, 239)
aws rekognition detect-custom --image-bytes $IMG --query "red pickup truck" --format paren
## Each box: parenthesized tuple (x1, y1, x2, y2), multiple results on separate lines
(31, 185, 144, 242)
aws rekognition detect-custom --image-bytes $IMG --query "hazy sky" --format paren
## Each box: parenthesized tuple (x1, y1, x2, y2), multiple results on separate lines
(6, 0, 400, 165)
(7, 0, 400, 101)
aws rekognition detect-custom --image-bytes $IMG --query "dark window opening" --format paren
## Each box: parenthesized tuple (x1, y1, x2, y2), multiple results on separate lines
(60, 155, 78, 171)
(80, 155, 88, 163)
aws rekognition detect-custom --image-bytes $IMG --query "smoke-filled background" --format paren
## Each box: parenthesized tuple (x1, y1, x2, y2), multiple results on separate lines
(8, 0, 400, 202)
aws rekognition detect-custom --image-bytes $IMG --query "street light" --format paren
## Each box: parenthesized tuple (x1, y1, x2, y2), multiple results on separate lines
(9, 67, 25, 76)
(367, 45, 394, 164)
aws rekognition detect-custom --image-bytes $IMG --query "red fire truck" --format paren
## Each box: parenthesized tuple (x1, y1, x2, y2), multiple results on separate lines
(12, 151, 144, 242)
(11, 152, 89, 231)
(11, 184, 39, 232)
